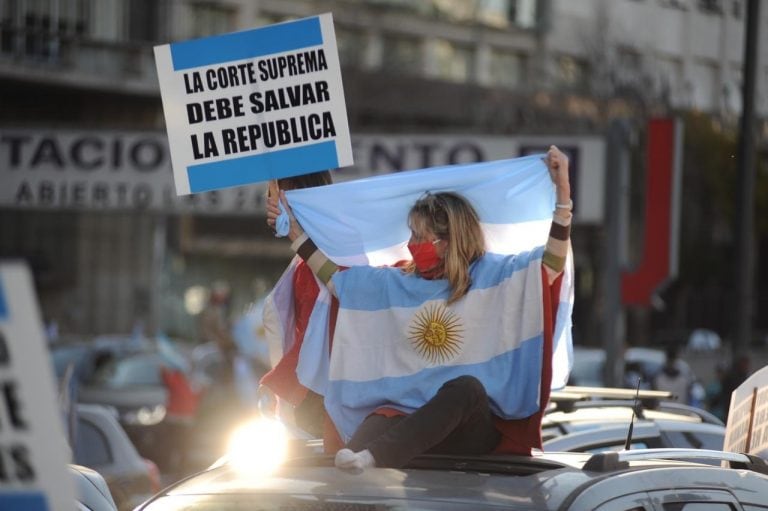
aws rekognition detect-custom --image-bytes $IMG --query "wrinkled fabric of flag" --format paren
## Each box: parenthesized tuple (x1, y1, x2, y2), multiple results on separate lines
(264, 154, 574, 441)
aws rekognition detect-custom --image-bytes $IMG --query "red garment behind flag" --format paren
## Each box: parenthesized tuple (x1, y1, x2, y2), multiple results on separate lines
(262, 261, 561, 455)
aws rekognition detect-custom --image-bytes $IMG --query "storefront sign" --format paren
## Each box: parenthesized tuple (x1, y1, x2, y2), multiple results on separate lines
(0, 129, 604, 221)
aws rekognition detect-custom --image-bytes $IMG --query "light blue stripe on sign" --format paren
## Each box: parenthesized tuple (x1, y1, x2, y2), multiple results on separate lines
(187, 141, 339, 193)
(0, 277, 7, 319)
(170, 17, 323, 70)
(0, 493, 49, 511)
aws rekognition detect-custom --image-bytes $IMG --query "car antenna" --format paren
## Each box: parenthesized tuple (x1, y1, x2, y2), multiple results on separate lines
(623, 377, 642, 451)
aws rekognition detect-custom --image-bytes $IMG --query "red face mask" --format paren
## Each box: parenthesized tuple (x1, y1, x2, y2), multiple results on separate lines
(407, 240, 442, 277)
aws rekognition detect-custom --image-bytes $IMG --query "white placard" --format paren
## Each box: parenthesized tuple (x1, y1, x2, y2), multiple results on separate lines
(154, 13, 353, 195)
(0, 262, 75, 511)
(724, 364, 768, 458)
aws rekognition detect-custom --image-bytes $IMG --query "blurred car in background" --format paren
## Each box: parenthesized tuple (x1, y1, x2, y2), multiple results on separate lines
(542, 386, 725, 457)
(543, 419, 725, 454)
(569, 346, 673, 388)
(50, 334, 150, 386)
(77, 350, 170, 462)
(74, 404, 161, 511)
(71, 463, 118, 511)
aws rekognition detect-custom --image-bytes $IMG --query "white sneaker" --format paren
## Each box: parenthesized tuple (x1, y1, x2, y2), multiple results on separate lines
(334, 448, 376, 471)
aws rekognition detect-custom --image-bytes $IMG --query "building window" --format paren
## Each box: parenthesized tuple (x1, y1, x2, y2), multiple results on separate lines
(557, 55, 589, 90)
(490, 49, 526, 89)
(381, 34, 422, 75)
(699, 0, 724, 14)
(690, 60, 719, 111)
(731, 0, 743, 18)
(432, 39, 471, 83)
(657, 56, 685, 105)
(0, 0, 89, 58)
(660, 0, 691, 9)
(360, 0, 538, 30)
(189, 2, 234, 39)
(128, 0, 171, 43)
(507, 0, 538, 29)
(336, 28, 366, 68)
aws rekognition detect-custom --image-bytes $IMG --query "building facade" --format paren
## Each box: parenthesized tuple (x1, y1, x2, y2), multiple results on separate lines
(0, 0, 764, 342)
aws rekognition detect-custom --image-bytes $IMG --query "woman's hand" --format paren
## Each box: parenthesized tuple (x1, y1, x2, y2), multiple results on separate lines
(545, 145, 571, 208)
(266, 189, 304, 241)
(265, 181, 280, 232)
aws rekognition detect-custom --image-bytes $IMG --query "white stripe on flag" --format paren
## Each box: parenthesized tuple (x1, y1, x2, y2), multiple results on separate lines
(329, 258, 543, 382)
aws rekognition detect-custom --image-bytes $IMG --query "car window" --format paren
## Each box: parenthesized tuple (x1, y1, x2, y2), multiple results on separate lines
(653, 489, 739, 511)
(75, 418, 112, 466)
(663, 504, 736, 510)
(91, 354, 162, 387)
(661, 431, 724, 450)
(143, 495, 534, 510)
(592, 493, 651, 511)
(584, 441, 650, 453)
(51, 345, 88, 378)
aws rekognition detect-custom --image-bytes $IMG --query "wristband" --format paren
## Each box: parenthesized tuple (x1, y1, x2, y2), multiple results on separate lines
(555, 199, 573, 211)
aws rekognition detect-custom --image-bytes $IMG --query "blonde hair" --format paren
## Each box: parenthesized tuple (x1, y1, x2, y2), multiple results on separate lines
(408, 192, 485, 304)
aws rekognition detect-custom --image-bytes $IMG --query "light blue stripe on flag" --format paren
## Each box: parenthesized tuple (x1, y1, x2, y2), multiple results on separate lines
(0, 277, 7, 319)
(287, 155, 554, 256)
(0, 493, 49, 511)
(187, 141, 339, 193)
(170, 17, 323, 70)
(331, 249, 544, 311)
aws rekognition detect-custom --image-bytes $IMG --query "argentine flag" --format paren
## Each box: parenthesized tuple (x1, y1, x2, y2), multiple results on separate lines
(266, 154, 574, 441)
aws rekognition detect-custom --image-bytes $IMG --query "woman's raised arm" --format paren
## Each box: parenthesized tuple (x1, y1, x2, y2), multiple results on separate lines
(542, 146, 572, 282)
(267, 190, 340, 295)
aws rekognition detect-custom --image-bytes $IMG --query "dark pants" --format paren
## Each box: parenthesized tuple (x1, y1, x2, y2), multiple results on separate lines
(346, 375, 501, 468)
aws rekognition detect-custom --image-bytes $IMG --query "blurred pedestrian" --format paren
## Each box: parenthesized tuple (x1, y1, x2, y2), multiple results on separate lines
(259, 170, 338, 442)
(653, 344, 698, 405)
(721, 354, 751, 420)
(705, 360, 728, 422)
(156, 335, 201, 477)
(199, 280, 238, 382)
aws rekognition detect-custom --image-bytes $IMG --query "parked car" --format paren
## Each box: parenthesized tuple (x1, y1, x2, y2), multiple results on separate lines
(71, 463, 119, 511)
(543, 419, 725, 454)
(542, 386, 724, 443)
(569, 346, 670, 388)
(74, 404, 162, 511)
(77, 351, 170, 462)
(135, 442, 768, 510)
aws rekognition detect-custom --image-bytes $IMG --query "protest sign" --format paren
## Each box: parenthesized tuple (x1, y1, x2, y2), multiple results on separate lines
(724, 364, 768, 458)
(0, 262, 75, 511)
(154, 13, 352, 195)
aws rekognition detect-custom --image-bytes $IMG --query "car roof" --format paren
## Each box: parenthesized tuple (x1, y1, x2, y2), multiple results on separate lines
(546, 386, 724, 425)
(137, 447, 768, 511)
(543, 420, 726, 452)
(70, 463, 118, 511)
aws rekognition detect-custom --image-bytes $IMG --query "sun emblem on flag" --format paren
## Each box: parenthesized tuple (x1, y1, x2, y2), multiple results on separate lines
(408, 303, 464, 364)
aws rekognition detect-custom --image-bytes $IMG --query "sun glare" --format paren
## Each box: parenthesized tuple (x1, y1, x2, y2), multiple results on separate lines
(227, 418, 289, 476)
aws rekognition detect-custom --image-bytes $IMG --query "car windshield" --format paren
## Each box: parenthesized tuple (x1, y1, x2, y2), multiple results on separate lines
(143, 495, 525, 510)
(89, 353, 163, 387)
(51, 345, 89, 378)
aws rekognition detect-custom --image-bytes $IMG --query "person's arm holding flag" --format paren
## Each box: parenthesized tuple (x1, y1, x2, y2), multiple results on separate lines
(542, 145, 573, 283)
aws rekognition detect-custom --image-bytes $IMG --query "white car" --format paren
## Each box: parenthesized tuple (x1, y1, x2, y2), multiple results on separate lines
(74, 404, 161, 511)
(71, 463, 118, 511)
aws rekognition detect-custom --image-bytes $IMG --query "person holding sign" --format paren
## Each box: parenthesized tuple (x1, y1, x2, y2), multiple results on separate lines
(260, 171, 342, 447)
(266, 146, 572, 469)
